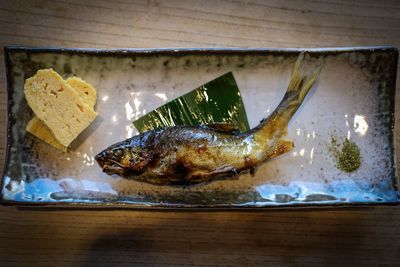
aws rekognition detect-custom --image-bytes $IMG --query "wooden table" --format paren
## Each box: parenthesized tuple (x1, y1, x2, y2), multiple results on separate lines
(0, 1, 399, 266)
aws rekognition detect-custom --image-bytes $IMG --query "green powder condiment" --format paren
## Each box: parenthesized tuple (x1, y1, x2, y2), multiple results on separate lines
(329, 137, 361, 173)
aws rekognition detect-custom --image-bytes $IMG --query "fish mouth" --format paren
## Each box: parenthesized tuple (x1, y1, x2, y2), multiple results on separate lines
(95, 153, 126, 176)
(102, 164, 126, 176)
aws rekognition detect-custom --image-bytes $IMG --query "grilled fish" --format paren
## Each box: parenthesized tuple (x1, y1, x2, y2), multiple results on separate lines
(95, 53, 320, 185)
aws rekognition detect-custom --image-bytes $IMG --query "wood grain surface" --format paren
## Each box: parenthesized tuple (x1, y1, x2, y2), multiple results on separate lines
(0, 0, 399, 266)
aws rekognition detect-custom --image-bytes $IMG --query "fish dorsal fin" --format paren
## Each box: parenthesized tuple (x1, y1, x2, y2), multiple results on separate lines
(201, 123, 239, 134)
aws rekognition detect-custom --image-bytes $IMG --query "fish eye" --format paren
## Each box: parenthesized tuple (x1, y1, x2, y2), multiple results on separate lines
(114, 149, 123, 157)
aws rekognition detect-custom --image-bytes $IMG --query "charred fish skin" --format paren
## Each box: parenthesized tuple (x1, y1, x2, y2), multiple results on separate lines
(96, 126, 251, 185)
(95, 53, 321, 185)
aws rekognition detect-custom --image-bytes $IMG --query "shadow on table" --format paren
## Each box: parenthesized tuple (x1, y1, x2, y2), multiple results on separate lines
(74, 207, 396, 267)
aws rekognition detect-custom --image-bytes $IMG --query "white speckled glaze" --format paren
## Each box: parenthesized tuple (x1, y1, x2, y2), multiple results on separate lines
(1, 47, 398, 207)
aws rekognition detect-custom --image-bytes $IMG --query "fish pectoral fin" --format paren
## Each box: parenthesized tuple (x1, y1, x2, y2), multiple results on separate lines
(277, 138, 294, 154)
(201, 123, 239, 134)
(267, 138, 294, 159)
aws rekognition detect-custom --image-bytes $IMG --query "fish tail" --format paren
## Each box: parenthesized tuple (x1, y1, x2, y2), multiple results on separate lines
(271, 52, 320, 126)
(252, 52, 321, 140)
(286, 52, 321, 109)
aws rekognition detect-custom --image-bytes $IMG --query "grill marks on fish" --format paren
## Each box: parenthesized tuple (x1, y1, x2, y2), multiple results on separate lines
(95, 53, 321, 185)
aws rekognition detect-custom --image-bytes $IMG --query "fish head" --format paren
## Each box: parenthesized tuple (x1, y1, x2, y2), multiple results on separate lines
(95, 136, 151, 176)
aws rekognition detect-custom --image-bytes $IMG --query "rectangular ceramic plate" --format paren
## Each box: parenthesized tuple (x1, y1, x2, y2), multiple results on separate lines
(1, 46, 399, 208)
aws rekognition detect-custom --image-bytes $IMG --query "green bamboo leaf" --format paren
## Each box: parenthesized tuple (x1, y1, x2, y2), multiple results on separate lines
(133, 72, 250, 133)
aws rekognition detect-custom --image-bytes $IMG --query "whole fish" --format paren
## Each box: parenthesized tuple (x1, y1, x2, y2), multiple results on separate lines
(95, 53, 320, 185)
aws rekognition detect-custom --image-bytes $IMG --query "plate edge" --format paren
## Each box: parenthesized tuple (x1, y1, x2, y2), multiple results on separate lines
(3, 45, 399, 56)
(1, 199, 399, 209)
(1, 46, 14, 203)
